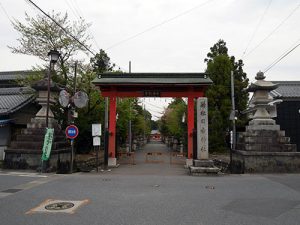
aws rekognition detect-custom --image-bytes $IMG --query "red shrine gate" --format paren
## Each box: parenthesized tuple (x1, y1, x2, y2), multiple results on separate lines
(93, 73, 212, 165)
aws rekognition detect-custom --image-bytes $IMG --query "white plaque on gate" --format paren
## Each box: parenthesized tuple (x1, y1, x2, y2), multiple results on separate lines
(197, 97, 209, 159)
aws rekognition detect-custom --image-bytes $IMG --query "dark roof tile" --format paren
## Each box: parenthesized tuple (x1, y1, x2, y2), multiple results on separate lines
(270, 81, 300, 98)
(0, 87, 35, 115)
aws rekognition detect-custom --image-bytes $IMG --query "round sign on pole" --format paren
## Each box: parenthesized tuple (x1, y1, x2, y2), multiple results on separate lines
(65, 125, 79, 139)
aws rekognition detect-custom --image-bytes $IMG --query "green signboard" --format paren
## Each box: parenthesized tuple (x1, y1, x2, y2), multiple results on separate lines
(41, 128, 54, 161)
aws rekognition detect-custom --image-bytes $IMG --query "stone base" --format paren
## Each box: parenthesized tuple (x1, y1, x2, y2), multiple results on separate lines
(188, 159, 220, 175)
(232, 150, 300, 173)
(194, 159, 214, 167)
(4, 150, 71, 173)
(185, 159, 193, 168)
(0, 146, 6, 161)
(189, 166, 220, 175)
(108, 157, 119, 167)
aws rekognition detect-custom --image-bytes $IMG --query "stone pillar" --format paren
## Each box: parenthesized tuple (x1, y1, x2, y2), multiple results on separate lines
(197, 97, 209, 160)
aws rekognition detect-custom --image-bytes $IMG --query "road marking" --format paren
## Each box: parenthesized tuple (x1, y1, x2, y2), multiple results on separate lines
(0, 171, 48, 178)
(0, 174, 63, 199)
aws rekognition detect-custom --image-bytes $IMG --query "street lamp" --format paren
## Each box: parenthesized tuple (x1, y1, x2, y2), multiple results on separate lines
(46, 49, 60, 127)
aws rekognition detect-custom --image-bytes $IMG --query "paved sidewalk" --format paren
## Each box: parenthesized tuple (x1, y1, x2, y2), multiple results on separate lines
(112, 141, 187, 176)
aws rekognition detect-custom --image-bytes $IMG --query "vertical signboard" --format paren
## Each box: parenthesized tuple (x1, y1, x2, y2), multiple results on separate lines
(41, 128, 54, 161)
(197, 97, 209, 160)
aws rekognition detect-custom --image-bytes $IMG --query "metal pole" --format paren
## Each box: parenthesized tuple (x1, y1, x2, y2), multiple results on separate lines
(42, 62, 51, 174)
(129, 99, 132, 152)
(230, 71, 236, 172)
(46, 64, 51, 128)
(70, 139, 74, 173)
(129, 61, 131, 73)
(143, 102, 146, 144)
(74, 61, 77, 94)
(69, 62, 78, 174)
(128, 62, 132, 152)
(96, 145, 99, 172)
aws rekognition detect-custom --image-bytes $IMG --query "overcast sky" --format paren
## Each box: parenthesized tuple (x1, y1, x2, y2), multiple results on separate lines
(0, 0, 299, 119)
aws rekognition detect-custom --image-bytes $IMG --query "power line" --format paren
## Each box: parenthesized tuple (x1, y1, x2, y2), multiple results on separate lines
(0, 2, 12, 22)
(25, 0, 96, 56)
(64, 0, 80, 19)
(64, 0, 101, 51)
(242, 0, 273, 57)
(144, 101, 166, 110)
(264, 38, 300, 73)
(105, 0, 216, 50)
(24, 0, 126, 71)
(245, 1, 300, 58)
(146, 107, 164, 115)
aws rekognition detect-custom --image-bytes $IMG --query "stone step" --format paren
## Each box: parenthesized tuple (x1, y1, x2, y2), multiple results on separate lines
(193, 159, 215, 167)
(5, 148, 71, 154)
(9, 141, 70, 150)
(243, 144, 297, 152)
(21, 128, 63, 135)
(243, 129, 285, 137)
(16, 134, 66, 142)
(189, 166, 220, 175)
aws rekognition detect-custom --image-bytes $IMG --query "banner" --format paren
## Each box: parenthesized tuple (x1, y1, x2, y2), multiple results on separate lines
(41, 128, 54, 161)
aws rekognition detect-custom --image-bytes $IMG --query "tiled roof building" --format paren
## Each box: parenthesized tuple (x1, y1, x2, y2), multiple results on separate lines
(0, 71, 38, 159)
(270, 81, 300, 151)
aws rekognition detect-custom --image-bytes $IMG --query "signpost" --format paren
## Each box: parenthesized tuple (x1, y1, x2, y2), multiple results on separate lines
(65, 125, 79, 173)
(92, 124, 101, 172)
(66, 125, 79, 139)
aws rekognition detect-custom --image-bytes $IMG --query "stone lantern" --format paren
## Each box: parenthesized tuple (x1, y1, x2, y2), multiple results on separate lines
(31, 77, 61, 129)
(247, 71, 279, 128)
(232, 72, 300, 173)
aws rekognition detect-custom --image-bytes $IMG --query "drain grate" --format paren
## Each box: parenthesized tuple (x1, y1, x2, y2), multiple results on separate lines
(2, 188, 22, 193)
(45, 202, 75, 211)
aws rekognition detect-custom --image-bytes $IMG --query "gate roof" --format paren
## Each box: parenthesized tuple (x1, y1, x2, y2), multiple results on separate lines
(92, 72, 212, 97)
(93, 73, 212, 85)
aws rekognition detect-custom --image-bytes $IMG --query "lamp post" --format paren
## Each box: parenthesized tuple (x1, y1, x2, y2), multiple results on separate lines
(46, 49, 60, 128)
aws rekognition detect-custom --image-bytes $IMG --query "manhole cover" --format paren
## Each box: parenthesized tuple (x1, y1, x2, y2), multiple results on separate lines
(26, 199, 89, 214)
(45, 202, 75, 210)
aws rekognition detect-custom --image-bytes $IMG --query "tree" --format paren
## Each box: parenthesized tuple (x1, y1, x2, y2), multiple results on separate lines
(116, 98, 151, 147)
(205, 39, 249, 152)
(9, 11, 91, 85)
(159, 98, 187, 142)
(10, 11, 114, 153)
(90, 49, 115, 73)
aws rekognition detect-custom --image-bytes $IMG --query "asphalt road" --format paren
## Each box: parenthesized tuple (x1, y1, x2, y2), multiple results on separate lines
(0, 142, 299, 225)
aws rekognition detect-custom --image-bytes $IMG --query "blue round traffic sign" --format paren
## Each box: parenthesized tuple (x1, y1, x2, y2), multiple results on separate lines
(65, 125, 79, 139)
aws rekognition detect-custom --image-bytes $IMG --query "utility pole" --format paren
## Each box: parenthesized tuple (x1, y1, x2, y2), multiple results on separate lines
(143, 101, 146, 143)
(70, 61, 77, 173)
(128, 61, 132, 152)
(230, 71, 236, 172)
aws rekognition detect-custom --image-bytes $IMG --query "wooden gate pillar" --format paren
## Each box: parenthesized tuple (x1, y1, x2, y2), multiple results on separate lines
(187, 97, 194, 159)
(109, 96, 117, 161)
